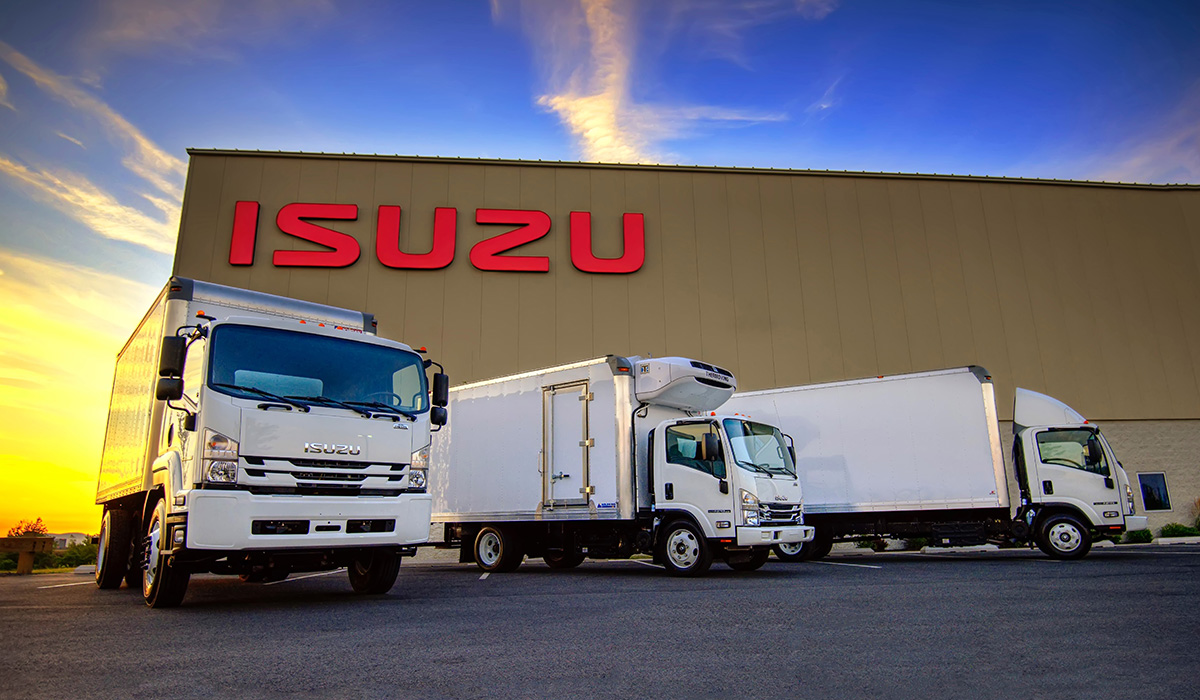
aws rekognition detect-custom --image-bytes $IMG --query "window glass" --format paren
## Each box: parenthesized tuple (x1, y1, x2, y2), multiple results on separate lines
(1035, 429, 1109, 476)
(1137, 473, 1172, 511)
(723, 419, 796, 477)
(664, 422, 726, 478)
(181, 338, 205, 405)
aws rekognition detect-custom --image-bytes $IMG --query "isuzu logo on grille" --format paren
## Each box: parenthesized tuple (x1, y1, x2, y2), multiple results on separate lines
(304, 443, 362, 455)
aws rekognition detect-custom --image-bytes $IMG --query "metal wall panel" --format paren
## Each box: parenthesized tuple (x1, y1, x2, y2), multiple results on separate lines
(173, 152, 1200, 423)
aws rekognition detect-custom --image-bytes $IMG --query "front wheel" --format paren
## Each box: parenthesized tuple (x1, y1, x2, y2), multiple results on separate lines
(95, 507, 133, 589)
(1036, 515, 1092, 560)
(772, 541, 808, 563)
(348, 550, 401, 593)
(142, 499, 190, 608)
(657, 520, 712, 577)
(474, 526, 524, 573)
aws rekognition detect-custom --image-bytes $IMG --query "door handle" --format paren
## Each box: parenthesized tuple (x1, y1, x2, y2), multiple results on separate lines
(1042, 480, 1054, 495)
(1104, 477, 1114, 489)
(552, 472, 570, 482)
(665, 483, 674, 500)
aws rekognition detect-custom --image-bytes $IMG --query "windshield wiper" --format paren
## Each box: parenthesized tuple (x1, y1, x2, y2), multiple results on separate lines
(735, 459, 773, 476)
(287, 395, 373, 418)
(345, 400, 418, 421)
(212, 383, 311, 412)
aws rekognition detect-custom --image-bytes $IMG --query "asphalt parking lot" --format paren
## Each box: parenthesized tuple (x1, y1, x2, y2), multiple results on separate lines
(1, 545, 1197, 700)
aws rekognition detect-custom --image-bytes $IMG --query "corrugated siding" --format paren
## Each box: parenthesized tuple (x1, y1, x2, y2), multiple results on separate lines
(174, 154, 1200, 421)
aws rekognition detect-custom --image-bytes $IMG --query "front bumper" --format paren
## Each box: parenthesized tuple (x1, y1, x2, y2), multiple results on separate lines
(736, 524, 814, 547)
(1122, 516, 1149, 532)
(184, 489, 432, 551)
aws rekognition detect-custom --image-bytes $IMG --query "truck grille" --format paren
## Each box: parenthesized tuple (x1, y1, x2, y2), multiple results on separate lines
(759, 502, 803, 525)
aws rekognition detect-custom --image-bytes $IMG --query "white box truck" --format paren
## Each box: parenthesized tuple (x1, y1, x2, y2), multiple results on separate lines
(723, 367, 1148, 560)
(429, 356, 814, 576)
(94, 277, 449, 607)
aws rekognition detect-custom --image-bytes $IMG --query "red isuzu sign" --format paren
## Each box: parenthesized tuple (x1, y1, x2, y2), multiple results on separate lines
(229, 202, 645, 274)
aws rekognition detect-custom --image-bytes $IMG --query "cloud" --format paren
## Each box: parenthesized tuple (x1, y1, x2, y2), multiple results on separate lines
(0, 71, 13, 111)
(0, 40, 186, 202)
(1091, 86, 1200, 184)
(661, 0, 840, 68)
(0, 155, 178, 254)
(805, 76, 842, 116)
(56, 131, 86, 149)
(509, 0, 797, 163)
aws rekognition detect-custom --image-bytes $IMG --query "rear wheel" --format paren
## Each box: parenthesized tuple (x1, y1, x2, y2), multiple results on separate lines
(475, 526, 524, 573)
(348, 550, 401, 593)
(1036, 514, 1092, 560)
(95, 508, 133, 589)
(543, 544, 586, 569)
(726, 548, 770, 571)
(657, 520, 712, 577)
(772, 541, 808, 562)
(142, 499, 190, 608)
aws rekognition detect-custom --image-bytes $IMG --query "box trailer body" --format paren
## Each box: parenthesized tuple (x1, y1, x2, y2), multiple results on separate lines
(94, 277, 447, 606)
(430, 356, 814, 575)
(723, 367, 1148, 560)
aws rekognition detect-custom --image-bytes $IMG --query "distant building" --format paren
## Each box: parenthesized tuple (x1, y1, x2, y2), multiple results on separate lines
(51, 533, 89, 548)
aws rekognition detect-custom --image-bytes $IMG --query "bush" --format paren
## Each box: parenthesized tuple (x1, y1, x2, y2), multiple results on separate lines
(1123, 529, 1153, 544)
(1159, 523, 1200, 538)
(903, 537, 931, 551)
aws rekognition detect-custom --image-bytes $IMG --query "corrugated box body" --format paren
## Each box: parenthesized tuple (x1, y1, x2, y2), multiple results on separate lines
(723, 367, 1007, 514)
(430, 358, 631, 522)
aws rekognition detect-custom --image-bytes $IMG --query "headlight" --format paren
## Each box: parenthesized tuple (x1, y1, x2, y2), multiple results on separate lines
(408, 469, 427, 491)
(1125, 483, 1135, 515)
(411, 445, 430, 470)
(740, 489, 759, 507)
(203, 430, 239, 484)
(740, 489, 759, 526)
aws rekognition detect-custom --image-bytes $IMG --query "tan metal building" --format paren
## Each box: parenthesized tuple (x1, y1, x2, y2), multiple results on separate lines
(173, 149, 1200, 533)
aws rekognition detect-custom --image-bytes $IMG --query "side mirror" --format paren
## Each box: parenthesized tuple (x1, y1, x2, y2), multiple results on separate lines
(432, 373, 449, 407)
(431, 406, 448, 427)
(156, 377, 183, 401)
(158, 336, 187, 377)
(702, 433, 720, 461)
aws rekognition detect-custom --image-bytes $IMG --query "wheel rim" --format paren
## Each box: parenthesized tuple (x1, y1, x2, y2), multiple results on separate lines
(777, 541, 803, 556)
(478, 532, 502, 567)
(96, 516, 108, 572)
(667, 528, 699, 569)
(144, 512, 162, 594)
(1048, 521, 1082, 553)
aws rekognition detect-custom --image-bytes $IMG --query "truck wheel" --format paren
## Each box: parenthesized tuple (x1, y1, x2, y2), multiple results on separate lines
(142, 499, 190, 608)
(727, 548, 770, 571)
(543, 546, 586, 569)
(348, 550, 401, 593)
(1036, 515, 1092, 560)
(95, 508, 133, 589)
(657, 520, 712, 577)
(475, 527, 524, 573)
(772, 542, 808, 562)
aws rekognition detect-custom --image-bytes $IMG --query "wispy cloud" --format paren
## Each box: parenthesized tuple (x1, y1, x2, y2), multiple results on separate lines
(1092, 86, 1200, 184)
(0, 71, 14, 111)
(55, 131, 86, 149)
(505, 0, 803, 163)
(805, 76, 842, 117)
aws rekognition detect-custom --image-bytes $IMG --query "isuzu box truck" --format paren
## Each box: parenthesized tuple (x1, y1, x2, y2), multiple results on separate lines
(94, 277, 448, 607)
(429, 356, 814, 576)
(723, 367, 1148, 560)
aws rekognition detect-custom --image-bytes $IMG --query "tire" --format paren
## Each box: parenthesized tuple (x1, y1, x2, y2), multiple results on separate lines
(727, 548, 770, 571)
(657, 520, 712, 577)
(142, 499, 190, 608)
(474, 526, 524, 573)
(1036, 514, 1092, 560)
(772, 541, 809, 563)
(348, 550, 401, 594)
(95, 508, 133, 589)
(543, 545, 586, 569)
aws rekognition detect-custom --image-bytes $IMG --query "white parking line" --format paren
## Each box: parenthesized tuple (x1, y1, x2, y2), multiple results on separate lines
(809, 560, 883, 570)
(265, 568, 345, 586)
(480, 572, 489, 580)
(628, 559, 663, 569)
(37, 581, 95, 590)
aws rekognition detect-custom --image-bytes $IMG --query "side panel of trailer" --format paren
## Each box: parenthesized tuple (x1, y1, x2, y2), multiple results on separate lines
(430, 358, 626, 522)
(724, 367, 1007, 514)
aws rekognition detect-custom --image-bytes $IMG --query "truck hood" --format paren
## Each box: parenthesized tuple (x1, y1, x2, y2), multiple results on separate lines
(753, 476, 803, 504)
(1013, 388, 1087, 432)
(238, 408, 414, 462)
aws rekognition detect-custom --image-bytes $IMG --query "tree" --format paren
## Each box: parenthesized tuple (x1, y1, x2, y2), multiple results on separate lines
(7, 518, 49, 538)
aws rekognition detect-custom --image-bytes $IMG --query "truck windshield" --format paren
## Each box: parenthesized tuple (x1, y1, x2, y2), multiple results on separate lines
(723, 419, 795, 477)
(207, 324, 428, 413)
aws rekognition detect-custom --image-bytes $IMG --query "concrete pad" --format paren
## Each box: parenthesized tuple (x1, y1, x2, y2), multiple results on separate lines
(1153, 536, 1200, 545)
(74, 565, 96, 575)
(920, 544, 1000, 554)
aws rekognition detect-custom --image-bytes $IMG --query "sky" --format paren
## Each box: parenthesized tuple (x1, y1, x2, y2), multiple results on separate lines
(1, 0, 1198, 535)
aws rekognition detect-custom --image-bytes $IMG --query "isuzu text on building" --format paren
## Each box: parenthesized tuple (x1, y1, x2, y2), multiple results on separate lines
(228, 202, 645, 274)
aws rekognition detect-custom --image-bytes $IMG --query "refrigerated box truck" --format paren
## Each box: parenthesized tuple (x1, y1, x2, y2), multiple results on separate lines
(429, 356, 814, 576)
(723, 367, 1148, 560)
(94, 277, 448, 607)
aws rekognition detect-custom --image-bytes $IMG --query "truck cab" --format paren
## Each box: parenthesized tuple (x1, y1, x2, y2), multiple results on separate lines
(1013, 388, 1148, 558)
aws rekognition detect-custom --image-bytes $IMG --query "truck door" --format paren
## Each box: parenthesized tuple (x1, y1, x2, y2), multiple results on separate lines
(542, 381, 591, 507)
(1021, 427, 1124, 527)
(656, 421, 734, 536)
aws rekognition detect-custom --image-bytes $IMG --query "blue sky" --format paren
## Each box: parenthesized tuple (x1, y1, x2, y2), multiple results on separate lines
(1, 0, 1198, 532)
